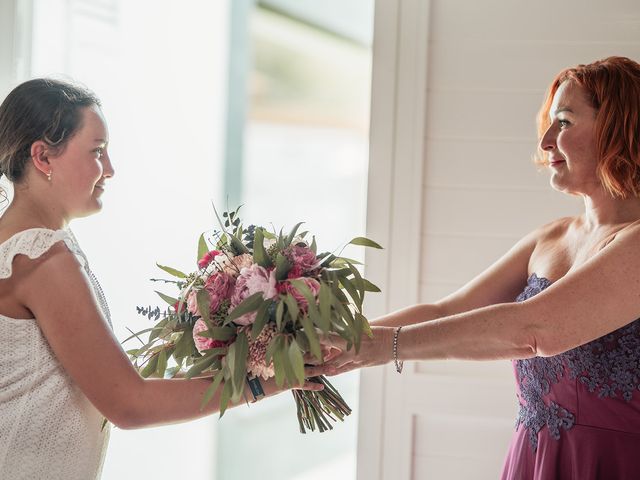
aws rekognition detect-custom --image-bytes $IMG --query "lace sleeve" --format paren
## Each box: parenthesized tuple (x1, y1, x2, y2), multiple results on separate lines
(0, 228, 70, 279)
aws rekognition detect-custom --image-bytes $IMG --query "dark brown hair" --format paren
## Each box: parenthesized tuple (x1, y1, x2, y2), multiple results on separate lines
(0, 78, 101, 183)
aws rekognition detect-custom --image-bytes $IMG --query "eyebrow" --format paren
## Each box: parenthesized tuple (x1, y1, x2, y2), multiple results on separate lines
(94, 139, 108, 145)
(551, 107, 573, 116)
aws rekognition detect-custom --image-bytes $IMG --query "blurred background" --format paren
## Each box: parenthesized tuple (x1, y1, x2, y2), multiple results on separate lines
(0, 0, 374, 479)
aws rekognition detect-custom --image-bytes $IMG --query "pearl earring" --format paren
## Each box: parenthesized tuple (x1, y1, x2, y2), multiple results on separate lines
(46, 171, 52, 181)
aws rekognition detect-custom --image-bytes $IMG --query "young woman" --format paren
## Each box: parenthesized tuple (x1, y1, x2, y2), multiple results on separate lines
(0, 78, 321, 480)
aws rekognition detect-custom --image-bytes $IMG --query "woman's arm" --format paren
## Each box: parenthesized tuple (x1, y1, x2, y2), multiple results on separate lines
(15, 243, 317, 430)
(311, 224, 640, 375)
(369, 220, 542, 328)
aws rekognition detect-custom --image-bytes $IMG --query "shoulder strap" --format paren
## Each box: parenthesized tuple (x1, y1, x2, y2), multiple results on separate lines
(0, 228, 71, 279)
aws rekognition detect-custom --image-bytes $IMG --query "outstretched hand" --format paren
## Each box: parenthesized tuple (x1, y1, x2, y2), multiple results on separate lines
(304, 326, 395, 377)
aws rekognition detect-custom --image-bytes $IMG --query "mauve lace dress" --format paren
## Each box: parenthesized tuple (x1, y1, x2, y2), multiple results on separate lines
(501, 273, 640, 479)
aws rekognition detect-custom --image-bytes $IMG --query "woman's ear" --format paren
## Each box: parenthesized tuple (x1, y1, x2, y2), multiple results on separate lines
(30, 140, 51, 176)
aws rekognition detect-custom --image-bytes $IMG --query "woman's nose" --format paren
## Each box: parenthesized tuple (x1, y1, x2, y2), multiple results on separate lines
(538, 125, 556, 152)
(102, 153, 115, 178)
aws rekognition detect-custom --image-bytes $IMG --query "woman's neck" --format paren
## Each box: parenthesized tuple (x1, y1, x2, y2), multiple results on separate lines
(1, 191, 68, 231)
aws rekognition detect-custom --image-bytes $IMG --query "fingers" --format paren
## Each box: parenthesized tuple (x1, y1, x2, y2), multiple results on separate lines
(303, 345, 344, 365)
(323, 346, 342, 362)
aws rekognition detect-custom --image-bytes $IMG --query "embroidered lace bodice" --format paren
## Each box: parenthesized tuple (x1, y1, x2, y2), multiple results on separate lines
(513, 273, 640, 451)
(0, 228, 111, 479)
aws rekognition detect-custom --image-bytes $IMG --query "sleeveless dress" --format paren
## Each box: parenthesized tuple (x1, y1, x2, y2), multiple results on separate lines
(0, 228, 112, 479)
(501, 273, 640, 479)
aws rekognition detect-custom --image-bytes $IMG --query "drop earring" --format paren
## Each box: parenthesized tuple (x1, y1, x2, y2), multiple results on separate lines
(46, 171, 52, 182)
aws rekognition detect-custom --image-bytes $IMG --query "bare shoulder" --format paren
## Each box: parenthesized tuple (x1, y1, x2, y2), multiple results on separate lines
(605, 219, 640, 253)
(532, 216, 577, 243)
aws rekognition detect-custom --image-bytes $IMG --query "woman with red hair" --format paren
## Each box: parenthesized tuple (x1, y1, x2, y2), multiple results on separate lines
(312, 56, 640, 478)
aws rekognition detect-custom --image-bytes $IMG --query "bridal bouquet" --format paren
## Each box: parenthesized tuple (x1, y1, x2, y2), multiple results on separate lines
(125, 207, 381, 433)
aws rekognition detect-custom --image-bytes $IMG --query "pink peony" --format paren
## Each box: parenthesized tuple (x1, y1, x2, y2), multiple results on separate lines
(283, 277, 321, 311)
(204, 272, 235, 314)
(218, 253, 254, 277)
(230, 264, 278, 325)
(287, 264, 304, 279)
(198, 250, 221, 269)
(289, 244, 318, 272)
(192, 318, 229, 354)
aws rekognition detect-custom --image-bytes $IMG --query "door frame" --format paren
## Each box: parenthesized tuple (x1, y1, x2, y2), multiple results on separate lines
(358, 0, 431, 479)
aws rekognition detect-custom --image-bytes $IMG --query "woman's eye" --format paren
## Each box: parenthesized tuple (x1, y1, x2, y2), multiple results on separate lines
(558, 119, 570, 128)
(94, 147, 104, 158)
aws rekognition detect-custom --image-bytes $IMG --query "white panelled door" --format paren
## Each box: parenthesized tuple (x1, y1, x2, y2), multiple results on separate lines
(361, 0, 638, 479)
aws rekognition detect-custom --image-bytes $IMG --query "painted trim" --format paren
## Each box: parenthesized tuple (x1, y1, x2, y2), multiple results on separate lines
(357, 0, 431, 479)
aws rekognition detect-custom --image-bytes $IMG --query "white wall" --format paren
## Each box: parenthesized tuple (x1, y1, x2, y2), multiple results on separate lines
(362, 0, 640, 479)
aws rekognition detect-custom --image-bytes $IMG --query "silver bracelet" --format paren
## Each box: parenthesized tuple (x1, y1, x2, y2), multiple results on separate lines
(393, 326, 404, 374)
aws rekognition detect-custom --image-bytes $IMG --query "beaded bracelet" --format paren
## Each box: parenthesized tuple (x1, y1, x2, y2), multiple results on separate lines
(393, 326, 404, 374)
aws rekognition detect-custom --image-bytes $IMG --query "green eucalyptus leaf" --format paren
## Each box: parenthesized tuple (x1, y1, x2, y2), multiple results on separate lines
(332, 257, 363, 266)
(346, 261, 366, 305)
(148, 318, 170, 343)
(228, 332, 249, 401)
(197, 233, 208, 262)
(156, 349, 168, 378)
(300, 314, 322, 361)
(155, 291, 178, 306)
(252, 228, 273, 268)
(274, 253, 291, 281)
(200, 370, 225, 410)
(230, 235, 250, 255)
(281, 341, 298, 386)
(208, 326, 236, 341)
(288, 340, 305, 385)
(340, 276, 362, 311)
(295, 331, 310, 352)
(141, 354, 159, 378)
(219, 374, 233, 417)
(122, 327, 154, 344)
(265, 334, 279, 365)
(348, 237, 383, 249)
(275, 300, 285, 331)
(196, 289, 212, 328)
(272, 340, 286, 387)
(174, 330, 197, 358)
(226, 292, 264, 324)
(285, 222, 305, 246)
(318, 282, 332, 331)
(362, 279, 381, 293)
(251, 301, 272, 340)
(186, 350, 225, 378)
(284, 293, 300, 322)
(156, 263, 188, 278)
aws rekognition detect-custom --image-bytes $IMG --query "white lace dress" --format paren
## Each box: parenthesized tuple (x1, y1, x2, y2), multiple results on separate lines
(0, 228, 112, 479)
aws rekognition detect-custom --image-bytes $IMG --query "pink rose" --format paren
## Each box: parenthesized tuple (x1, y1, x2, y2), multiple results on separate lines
(186, 290, 199, 316)
(283, 277, 320, 311)
(204, 272, 235, 314)
(192, 318, 229, 354)
(230, 264, 278, 325)
(289, 244, 318, 272)
(198, 250, 221, 269)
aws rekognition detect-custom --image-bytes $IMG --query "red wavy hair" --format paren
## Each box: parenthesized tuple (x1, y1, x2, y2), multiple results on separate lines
(536, 56, 640, 198)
